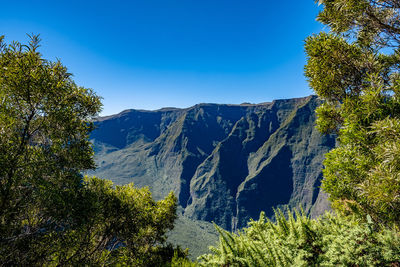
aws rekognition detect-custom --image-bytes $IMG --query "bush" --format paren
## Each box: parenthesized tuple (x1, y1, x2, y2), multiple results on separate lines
(199, 209, 400, 266)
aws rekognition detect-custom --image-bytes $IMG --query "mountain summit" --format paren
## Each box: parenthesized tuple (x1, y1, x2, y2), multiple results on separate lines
(90, 96, 335, 231)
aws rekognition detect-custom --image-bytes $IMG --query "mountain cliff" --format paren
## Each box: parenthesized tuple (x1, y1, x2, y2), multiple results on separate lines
(90, 96, 335, 231)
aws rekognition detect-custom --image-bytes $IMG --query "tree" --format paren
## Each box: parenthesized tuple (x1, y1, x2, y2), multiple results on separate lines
(305, 0, 400, 226)
(0, 35, 182, 266)
(57, 177, 180, 266)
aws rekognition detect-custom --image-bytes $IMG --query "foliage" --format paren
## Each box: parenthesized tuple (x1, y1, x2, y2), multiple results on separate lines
(198, 209, 400, 266)
(55, 177, 180, 266)
(304, 0, 400, 226)
(170, 251, 198, 267)
(0, 35, 184, 266)
(0, 34, 100, 265)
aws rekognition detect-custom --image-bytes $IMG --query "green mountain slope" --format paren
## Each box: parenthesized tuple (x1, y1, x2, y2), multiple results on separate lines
(90, 96, 335, 233)
(167, 211, 219, 260)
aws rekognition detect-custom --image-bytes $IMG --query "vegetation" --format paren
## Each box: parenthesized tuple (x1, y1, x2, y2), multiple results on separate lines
(199, 209, 400, 266)
(0, 35, 185, 266)
(305, 0, 400, 226)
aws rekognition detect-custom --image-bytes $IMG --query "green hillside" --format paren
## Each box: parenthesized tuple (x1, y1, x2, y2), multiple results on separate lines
(167, 210, 219, 260)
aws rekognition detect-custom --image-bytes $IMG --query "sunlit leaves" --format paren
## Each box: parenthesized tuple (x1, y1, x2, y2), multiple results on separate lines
(199, 209, 400, 266)
(305, 0, 400, 227)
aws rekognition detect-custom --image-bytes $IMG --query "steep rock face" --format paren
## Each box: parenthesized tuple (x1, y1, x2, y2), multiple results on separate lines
(90, 96, 335, 230)
(234, 98, 335, 229)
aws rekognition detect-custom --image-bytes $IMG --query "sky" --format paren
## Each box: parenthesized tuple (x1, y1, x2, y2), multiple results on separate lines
(1, 1, 323, 116)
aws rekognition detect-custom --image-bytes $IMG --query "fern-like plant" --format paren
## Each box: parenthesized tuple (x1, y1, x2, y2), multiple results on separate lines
(198, 209, 400, 266)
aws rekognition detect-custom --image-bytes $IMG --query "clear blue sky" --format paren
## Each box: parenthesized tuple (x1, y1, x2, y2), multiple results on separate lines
(1, 1, 323, 116)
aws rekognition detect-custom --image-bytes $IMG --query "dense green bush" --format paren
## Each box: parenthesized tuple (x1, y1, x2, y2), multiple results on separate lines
(199, 209, 400, 266)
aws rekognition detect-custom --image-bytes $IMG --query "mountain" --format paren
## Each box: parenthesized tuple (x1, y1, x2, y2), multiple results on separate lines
(90, 95, 335, 232)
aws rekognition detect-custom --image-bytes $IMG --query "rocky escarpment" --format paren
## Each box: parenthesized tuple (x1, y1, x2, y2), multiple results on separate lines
(90, 96, 335, 231)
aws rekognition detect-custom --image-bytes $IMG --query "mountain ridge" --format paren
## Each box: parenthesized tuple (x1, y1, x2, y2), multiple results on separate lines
(90, 95, 335, 232)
